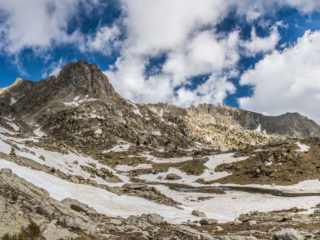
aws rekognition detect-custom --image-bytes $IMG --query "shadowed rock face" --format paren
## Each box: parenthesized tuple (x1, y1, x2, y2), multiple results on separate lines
(0, 60, 120, 117)
(188, 103, 320, 138)
(56, 60, 120, 99)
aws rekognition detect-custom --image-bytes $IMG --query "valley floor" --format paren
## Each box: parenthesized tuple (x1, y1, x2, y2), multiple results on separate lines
(1, 124, 320, 239)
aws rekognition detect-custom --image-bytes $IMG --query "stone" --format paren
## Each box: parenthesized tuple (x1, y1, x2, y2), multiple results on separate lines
(233, 218, 242, 225)
(1, 168, 12, 175)
(273, 228, 304, 240)
(165, 173, 182, 180)
(248, 220, 257, 226)
(147, 213, 164, 225)
(216, 226, 224, 231)
(110, 219, 122, 226)
(199, 218, 217, 226)
(192, 210, 206, 218)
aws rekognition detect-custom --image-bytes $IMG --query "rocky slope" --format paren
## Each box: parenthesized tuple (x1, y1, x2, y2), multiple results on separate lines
(0, 60, 319, 154)
(1, 60, 320, 240)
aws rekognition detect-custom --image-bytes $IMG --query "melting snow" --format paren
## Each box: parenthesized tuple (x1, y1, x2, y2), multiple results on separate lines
(296, 142, 310, 152)
(34, 127, 46, 137)
(142, 152, 193, 164)
(6, 122, 19, 132)
(139, 153, 248, 186)
(116, 164, 153, 172)
(64, 96, 98, 107)
(0, 159, 191, 224)
(103, 143, 131, 153)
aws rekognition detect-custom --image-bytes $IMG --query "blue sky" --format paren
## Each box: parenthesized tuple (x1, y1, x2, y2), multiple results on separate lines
(1, 0, 320, 122)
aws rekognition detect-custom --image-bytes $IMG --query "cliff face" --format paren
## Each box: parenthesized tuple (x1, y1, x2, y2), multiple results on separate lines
(188, 103, 320, 138)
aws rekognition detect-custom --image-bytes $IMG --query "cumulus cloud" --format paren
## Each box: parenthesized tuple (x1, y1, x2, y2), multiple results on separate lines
(42, 58, 65, 78)
(2, 0, 320, 111)
(79, 25, 121, 55)
(240, 25, 280, 57)
(239, 30, 320, 123)
(0, 0, 119, 56)
(105, 0, 284, 106)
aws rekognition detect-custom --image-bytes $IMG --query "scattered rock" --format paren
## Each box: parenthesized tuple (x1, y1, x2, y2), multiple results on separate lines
(273, 228, 304, 240)
(110, 219, 122, 226)
(146, 213, 164, 225)
(165, 173, 182, 180)
(192, 210, 206, 218)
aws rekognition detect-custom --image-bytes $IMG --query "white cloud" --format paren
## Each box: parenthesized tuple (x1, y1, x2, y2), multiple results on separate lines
(79, 25, 121, 54)
(0, 0, 80, 53)
(239, 30, 320, 123)
(42, 58, 64, 78)
(241, 25, 280, 57)
(105, 0, 285, 106)
(105, 0, 243, 105)
(0, 0, 119, 56)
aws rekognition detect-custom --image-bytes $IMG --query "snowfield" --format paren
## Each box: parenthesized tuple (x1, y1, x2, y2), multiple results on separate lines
(2, 129, 320, 224)
(2, 159, 320, 224)
(139, 153, 248, 187)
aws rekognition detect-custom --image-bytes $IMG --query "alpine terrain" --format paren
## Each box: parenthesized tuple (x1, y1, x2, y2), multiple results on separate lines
(1, 60, 320, 239)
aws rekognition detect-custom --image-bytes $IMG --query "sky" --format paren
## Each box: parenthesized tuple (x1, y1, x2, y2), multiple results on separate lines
(1, 0, 320, 123)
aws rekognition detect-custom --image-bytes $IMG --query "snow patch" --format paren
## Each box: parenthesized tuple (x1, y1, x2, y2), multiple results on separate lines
(64, 96, 98, 107)
(34, 127, 46, 137)
(94, 128, 102, 134)
(0, 159, 191, 224)
(10, 98, 17, 105)
(6, 122, 19, 132)
(103, 142, 131, 153)
(116, 164, 153, 172)
(296, 142, 310, 152)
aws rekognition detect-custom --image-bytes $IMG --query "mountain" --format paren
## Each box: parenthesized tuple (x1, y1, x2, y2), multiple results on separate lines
(1, 60, 320, 239)
(0, 60, 319, 155)
(188, 103, 320, 138)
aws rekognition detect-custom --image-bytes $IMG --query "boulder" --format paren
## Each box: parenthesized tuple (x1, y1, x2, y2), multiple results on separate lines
(191, 210, 206, 218)
(147, 213, 164, 225)
(273, 228, 304, 240)
(165, 173, 182, 180)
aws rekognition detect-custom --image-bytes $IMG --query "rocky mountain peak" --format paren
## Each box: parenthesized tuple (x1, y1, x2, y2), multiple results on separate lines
(56, 60, 119, 99)
(0, 78, 29, 95)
